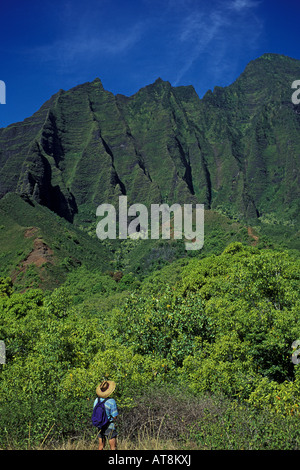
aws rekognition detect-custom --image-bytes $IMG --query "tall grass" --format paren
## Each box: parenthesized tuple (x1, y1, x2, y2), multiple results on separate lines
(3, 387, 300, 451)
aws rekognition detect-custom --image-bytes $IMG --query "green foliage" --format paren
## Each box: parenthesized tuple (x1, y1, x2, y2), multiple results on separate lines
(0, 277, 13, 297)
(111, 286, 212, 367)
(0, 280, 170, 447)
(186, 396, 300, 450)
(0, 242, 299, 449)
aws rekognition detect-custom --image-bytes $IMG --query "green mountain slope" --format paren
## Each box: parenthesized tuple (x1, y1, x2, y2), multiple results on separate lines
(200, 53, 300, 223)
(0, 192, 112, 290)
(0, 53, 299, 289)
(0, 190, 264, 290)
(0, 53, 299, 228)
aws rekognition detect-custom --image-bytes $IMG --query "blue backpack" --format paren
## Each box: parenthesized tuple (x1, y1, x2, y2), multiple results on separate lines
(91, 397, 110, 429)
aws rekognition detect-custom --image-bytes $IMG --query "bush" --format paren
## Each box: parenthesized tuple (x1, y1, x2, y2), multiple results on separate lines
(0, 243, 299, 449)
(115, 386, 300, 450)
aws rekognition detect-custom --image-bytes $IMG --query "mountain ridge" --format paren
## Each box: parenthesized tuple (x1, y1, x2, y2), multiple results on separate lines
(0, 53, 299, 239)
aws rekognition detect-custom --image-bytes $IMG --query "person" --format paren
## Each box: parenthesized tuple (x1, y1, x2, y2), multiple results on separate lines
(93, 380, 119, 450)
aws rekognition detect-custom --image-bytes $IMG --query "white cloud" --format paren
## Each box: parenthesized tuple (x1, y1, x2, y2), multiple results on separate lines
(31, 2, 145, 73)
(173, 0, 263, 86)
(35, 26, 142, 69)
(227, 0, 260, 12)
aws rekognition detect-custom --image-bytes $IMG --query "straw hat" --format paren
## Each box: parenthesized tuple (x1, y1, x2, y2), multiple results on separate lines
(96, 380, 116, 398)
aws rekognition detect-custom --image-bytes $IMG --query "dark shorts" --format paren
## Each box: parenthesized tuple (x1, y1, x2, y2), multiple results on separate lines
(98, 425, 117, 440)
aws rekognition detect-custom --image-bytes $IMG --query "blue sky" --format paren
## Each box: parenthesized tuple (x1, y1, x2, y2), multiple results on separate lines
(0, 0, 299, 128)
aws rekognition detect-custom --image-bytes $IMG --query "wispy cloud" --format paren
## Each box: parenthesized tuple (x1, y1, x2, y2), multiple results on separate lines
(227, 0, 259, 12)
(35, 25, 143, 70)
(31, 1, 145, 73)
(26, 0, 263, 94)
(173, 0, 263, 86)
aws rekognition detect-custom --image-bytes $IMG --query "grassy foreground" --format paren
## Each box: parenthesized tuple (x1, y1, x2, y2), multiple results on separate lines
(3, 389, 300, 451)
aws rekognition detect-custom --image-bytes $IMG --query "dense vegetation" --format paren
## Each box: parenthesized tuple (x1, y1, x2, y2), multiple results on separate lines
(0, 52, 299, 450)
(1, 242, 299, 449)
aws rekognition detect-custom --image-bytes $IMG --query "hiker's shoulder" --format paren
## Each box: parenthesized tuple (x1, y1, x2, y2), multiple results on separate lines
(106, 397, 117, 404)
